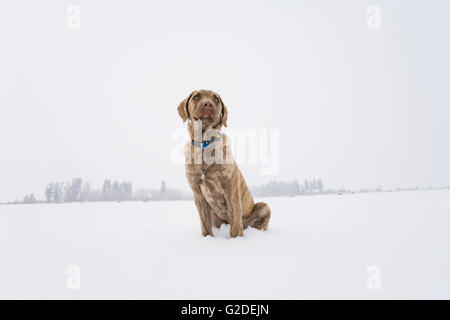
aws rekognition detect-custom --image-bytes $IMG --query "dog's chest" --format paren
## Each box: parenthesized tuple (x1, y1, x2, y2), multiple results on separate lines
(197, 166, 216, 188)
(196, 168, 228, 214)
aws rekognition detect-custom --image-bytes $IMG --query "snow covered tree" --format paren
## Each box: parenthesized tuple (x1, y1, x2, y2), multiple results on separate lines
(45, 183, 53, 202)
(79, 181, 91, 202)
(63, 178, 82, 202)
(111, 180, 120, 201)
(71, 178, 82, 202)
(62, 182, 71, 202)
(300, 184, 305, 194)
(23, 194, 36, 203)
(161, 180, 167, 196)
(102, 179, 111, 201)
(120, 181, 133, 201)
(292, 180, 301, 195)
(53, 182, 62, 203)
(317, 179, 324, 193)
(126, 182, 133, 200)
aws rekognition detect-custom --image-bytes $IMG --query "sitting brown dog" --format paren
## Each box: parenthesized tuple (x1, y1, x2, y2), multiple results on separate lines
(177, 89, 271, 237)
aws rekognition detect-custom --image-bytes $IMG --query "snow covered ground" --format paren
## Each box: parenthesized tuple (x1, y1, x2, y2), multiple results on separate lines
(0, 189, 449, 299)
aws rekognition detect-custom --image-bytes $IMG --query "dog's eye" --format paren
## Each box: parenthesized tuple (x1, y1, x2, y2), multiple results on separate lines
(193, 94, 200, 100)
(213, 96, 219, 103)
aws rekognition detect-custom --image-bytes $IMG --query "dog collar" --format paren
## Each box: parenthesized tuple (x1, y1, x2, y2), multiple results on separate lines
(192, 132, 221, 149)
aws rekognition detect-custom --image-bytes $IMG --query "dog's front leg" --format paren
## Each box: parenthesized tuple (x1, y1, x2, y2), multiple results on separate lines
(226, 188, 244, 238)
(193, 193, 213, 237)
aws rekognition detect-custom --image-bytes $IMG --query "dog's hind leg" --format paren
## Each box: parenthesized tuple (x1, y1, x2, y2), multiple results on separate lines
(243, 202, 271, 230)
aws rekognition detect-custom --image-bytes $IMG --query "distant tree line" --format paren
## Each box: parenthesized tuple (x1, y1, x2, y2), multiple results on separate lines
(39, 178, 191, 203)
(22, 193, 36, 203)
(12, 177, 450, 204)
(44, 178, 133, 203)
(101, 179, 133, 201)
(19, 178, 327, 203)
(134, 180, 192, 201)
(250, 179, 326, 197)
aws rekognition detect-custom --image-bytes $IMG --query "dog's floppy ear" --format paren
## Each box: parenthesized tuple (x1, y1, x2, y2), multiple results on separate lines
(177, 92, 194, 123)
(219, 96, 228, 127)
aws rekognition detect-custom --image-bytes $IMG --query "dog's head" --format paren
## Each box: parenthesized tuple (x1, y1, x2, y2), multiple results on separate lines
(177, 90, 228, 129)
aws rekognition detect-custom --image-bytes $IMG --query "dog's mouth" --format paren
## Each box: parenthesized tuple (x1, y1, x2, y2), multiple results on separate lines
(194, 114, 212, 121)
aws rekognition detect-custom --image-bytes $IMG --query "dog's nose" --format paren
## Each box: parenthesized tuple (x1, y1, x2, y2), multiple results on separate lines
(202, 99, 214, 110)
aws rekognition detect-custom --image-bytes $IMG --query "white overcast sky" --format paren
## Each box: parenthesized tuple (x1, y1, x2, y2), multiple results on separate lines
(0, 0, 449, 202)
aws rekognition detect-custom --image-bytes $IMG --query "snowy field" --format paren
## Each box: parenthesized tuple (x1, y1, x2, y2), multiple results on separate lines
(1, 190, 449, 299)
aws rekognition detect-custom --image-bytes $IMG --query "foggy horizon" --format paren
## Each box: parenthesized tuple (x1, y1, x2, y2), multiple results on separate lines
(4, 174, 449, 203)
